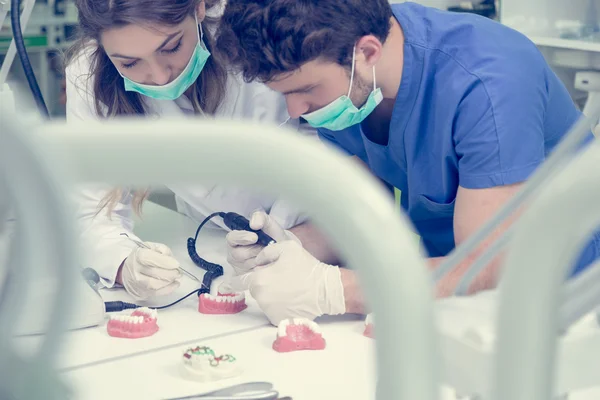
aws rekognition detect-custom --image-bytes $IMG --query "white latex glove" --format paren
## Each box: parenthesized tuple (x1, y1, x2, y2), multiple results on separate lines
(121, 242, 182, 300)
(225, 210, 300, 275)
(229, 240, 346, 325)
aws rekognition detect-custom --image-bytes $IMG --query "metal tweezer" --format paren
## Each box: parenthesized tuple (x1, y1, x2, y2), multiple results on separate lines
(162, 382, 280, 400)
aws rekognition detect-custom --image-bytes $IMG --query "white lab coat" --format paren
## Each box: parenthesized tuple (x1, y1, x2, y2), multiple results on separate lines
(65, 45, 317, 288)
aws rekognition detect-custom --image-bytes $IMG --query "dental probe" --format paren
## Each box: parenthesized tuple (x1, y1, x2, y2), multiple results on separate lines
(120, 233, 200, 282)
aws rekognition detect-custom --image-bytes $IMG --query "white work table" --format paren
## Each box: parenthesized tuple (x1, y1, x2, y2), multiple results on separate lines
(14, 202, 271, 372)
(62, 316, 379, 400)
(14, 201, 600, 399)
(15, 202, 383, 400)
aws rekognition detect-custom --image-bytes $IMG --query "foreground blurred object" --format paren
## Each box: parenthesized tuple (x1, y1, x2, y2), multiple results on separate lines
(0, 106, 77, 399)
(493, 127, 600, 400)
(435, 122, 600, 398)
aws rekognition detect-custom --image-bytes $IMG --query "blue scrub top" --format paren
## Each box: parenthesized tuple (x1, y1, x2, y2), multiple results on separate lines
(318, 2, 599, 275)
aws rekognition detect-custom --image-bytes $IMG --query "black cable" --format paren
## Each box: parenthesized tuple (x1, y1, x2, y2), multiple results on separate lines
(104, 288, 203, 312)
(106, 211, 270, 313)
(152, 288, 204, 310)
(104, 288, 208, 312)
(186, 212, 225, 281)
(11, 0, 50, 117)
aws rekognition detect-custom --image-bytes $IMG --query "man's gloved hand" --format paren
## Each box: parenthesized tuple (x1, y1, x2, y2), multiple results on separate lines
(229, 240, 346, 325)
(225, 211, 301, 275)
(121, 242, 182, 300)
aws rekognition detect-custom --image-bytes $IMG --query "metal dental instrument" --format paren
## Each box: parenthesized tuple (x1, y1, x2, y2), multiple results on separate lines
(120, 233, 200, 282)
(162, 382, 280, 400)
(436, 104, 600, 295)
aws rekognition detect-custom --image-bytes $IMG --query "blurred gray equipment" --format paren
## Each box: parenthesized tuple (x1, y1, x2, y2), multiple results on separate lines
(0, 106, 80, 399)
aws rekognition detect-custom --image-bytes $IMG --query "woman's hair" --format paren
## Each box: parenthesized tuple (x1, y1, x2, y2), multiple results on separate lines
(66, 0, 227, 216)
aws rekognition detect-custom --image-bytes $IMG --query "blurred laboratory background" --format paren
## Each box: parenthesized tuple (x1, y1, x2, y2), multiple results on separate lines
(2, 0, 598, 210)
(2, 0, 598, 119)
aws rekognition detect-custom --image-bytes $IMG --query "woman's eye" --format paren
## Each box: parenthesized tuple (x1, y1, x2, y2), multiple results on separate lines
(162, 40, 182, 54)
(122, 60, 138, 69)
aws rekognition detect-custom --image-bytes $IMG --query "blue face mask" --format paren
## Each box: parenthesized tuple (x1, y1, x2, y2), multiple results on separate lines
(301, 45, 383, 131)
(120, 17, 210, 101)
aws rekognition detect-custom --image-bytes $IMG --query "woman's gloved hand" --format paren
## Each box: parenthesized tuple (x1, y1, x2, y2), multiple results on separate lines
(229, 240, 346, 325)
(120, 242, 182, 300)
(225, 211, 301, 275)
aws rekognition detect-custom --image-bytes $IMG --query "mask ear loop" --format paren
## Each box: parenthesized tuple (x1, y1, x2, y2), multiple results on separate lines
(279, 117, 291, 127)
(347, 45, 357, 98)
(195, 14, 205, 48)
(372, 64, 377, 91)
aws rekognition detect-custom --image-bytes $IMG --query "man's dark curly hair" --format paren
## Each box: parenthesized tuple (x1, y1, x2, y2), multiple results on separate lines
(216, 0, 394, 83)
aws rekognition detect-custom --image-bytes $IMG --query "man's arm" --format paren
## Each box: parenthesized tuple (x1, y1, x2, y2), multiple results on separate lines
(340, 183, 523, 314)
(289, 222, 342, 265)
(288, 155, 393, 266)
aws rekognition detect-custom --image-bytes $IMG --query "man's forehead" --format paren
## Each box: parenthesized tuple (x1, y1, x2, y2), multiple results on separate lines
(267, 60, 331, 94)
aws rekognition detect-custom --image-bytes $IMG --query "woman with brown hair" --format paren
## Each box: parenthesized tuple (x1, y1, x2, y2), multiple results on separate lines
(65, 0, 313, 301)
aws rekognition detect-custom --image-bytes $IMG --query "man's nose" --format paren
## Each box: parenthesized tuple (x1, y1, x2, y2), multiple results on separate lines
(286, 97, 310, 119)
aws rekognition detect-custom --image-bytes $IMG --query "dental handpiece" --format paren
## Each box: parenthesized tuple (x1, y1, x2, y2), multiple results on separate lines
(220, 212, 276, 246)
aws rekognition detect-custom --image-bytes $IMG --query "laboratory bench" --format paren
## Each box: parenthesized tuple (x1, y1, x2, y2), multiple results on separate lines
(13, 202, 600, 400)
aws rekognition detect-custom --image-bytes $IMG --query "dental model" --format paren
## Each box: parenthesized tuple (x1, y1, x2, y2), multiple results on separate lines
(181, 345, 242, 382)
(272, 318, 326, 352)
(363, 313, 374, 338)
(198, 282, 247, 314)
(107, 307, 159, 339)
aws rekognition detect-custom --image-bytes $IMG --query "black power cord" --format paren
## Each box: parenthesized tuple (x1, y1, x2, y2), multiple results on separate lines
(11, 0, 50, 117)
(105, 211, 276, 312)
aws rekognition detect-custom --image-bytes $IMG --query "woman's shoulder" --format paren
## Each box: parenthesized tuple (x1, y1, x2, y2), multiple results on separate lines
(66, 42, 98, 74)
(64, 42, 104, 118)
(64, 42, 99, 92)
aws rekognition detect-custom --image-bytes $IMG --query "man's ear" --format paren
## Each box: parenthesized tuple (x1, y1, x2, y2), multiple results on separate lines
(356, 35, 383, 68)
(196, 0, 207, 22)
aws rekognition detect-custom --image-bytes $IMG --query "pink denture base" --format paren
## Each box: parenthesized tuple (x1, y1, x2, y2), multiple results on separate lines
(363, 323, 374, 338)
(273, 324, 326, 353)
(107, 308, 159, 339)
(198, 292, 247, 315)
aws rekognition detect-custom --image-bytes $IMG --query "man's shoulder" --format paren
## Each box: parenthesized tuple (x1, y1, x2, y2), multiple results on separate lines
(395, 3, 546, 79)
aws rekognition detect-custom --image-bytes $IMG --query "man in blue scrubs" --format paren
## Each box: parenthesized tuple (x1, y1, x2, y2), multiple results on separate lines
(217, 0, 600, 324)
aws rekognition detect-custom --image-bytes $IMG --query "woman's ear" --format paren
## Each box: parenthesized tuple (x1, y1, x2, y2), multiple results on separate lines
(196, 0, 207, 22)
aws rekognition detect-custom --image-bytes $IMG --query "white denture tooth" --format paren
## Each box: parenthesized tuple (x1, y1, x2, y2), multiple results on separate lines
(307, 320, 320, 333)
(217, 282, 234, 295)
(139, 316, 145, 323)
(118, 315, 126, 322)
(365, 313, 373, 325)
(293, 318, 303, 326)
(278, 319, 290, 337)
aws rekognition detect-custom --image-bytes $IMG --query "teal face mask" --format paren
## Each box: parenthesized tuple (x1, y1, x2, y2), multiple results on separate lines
(120, 17, 210, 101)
(301, 45, 383, 131)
